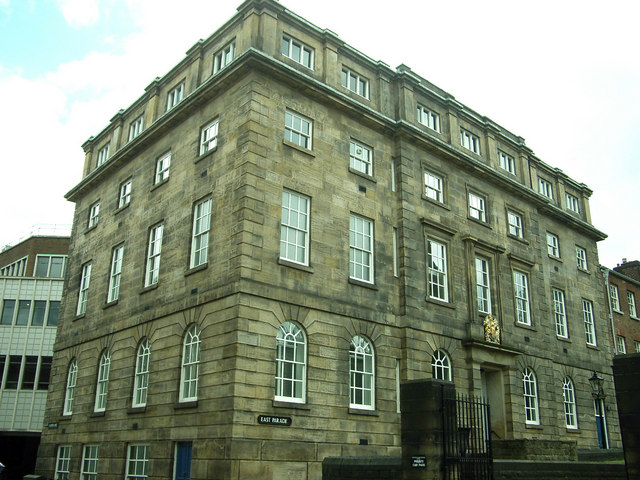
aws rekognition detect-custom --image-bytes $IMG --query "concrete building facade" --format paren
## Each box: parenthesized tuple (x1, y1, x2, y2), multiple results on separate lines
(36, 1, 619, 478)
(0, 235, 69, 479)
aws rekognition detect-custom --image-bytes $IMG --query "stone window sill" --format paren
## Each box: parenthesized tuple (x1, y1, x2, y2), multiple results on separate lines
(278, 258, 313, 273)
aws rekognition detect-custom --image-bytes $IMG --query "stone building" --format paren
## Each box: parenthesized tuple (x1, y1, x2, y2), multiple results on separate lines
(601, 260, 640, 355)
(35, 0, 619, 478)
(0, 234, 69, 479)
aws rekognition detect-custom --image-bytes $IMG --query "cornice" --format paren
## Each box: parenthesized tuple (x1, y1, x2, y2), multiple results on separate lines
(65, 48, 607, 242)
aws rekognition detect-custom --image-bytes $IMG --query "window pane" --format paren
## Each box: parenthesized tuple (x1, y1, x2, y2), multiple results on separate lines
(32, 300, 46, 326)
(6, 355, 22, 389)
(35, 257, 50, 276)
(21, 356, 38, 389)
(38, 356, 53, 390)
(16, 300, 31, 325)
(47, 301, 61, 326)
(1, 300, 15, 325)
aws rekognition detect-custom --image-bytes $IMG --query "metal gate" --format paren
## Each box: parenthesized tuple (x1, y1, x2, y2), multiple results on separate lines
(443, 391, 493, 480)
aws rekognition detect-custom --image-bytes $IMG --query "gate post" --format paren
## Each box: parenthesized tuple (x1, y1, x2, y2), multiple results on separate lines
(401, 379, 455, 480)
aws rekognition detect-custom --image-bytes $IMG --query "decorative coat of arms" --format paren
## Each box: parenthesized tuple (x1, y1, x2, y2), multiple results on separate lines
(483, 314, 500, 344)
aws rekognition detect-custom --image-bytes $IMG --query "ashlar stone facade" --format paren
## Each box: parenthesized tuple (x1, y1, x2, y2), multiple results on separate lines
(36, 1, 620, 479)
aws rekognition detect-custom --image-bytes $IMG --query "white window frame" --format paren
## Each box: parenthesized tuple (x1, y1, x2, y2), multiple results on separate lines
(563, 377, 578, 429)
(284, 110, 312, 150)
(128, 115, 144, 142)
(460, 128, 480, 154)
(119, 179, 132, 208)
(627, 291, 637, 318)
(77, 263, 92, 315)
(154, 152, 171, 184)
(180, 325, 201, 402)
(190, 198, 212, 268)
(63, 359, 77, 416)
(431, 349, 452, 381)
(576, 246, 588, 270)
(566, 193, 580, 213)
(126, 444, 149, 480)
(342, 67, 369, 99)
(349, 336, 375, 410)
(424, 171, 443, 203)
(349, 214, 374, 284)
(417, 104, 440, 132)
(1, 256, 28, 276)
(538, 178, 554, 199)
(468, 192, 486, 222)
(199, 118, 219, 155)
(281, 35, 314, 69)
(513, 271, 531, 325)
(94, 351, 111, 412)
(132, 339, 151, 408)
(166, 82, 184, 111)
(34, 254, 67, 278)
(610, 284, 621, 311)
(507, 210, 523, 238)
(523, 368, 539, 425)
(583, 299, 597, 346)
(275, 322, 306, 403)
(55, 445, 72, 480)
(427, 239, 448, 302)
(349, 140, 372, 176)
(145, 225, 164, 287)
(392, 227, 399, 277)
(96, 144, 109, 168)
(107, 245, 123, 303)
(475, 256, 491, 314)
(213, 41, 235, 74)
(617, 335, 626, 354)
(546, 232, 560, 258)
(88, 202, 100, 228)
(635, 341, 640, 353)
(498, 151, 516, 174)
(81, 444, 99, 480)
(280, 190, 310, 266)
(553, 288, 568, 338)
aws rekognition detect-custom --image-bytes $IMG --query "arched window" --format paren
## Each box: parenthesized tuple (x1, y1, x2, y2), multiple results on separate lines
(431, 349, 452, 381)
(94, 350, 111, 412)
(563, 376, 578, 429)
(133, 339, 151, 407)
(523, 368, 539, 425)
(349, 336, 375, 409)
(275, 322, 306, 403)
(63, 358, 77, 416)
(180, 325, 200, 402)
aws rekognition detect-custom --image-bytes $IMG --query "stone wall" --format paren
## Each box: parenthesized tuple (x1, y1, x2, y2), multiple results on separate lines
(613, 353, 640, 480)
(493, 460, 626, 480)
(492, 439, 577, 461)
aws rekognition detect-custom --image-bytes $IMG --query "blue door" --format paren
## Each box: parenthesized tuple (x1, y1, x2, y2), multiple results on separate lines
(175, 441, 192, 480)
(594, 400, 609, 449)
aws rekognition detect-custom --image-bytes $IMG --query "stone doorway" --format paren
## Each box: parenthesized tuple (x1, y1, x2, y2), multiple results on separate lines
(481, 368, 506, 440)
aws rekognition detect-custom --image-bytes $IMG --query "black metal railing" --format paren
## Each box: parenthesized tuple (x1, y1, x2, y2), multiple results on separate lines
(443, 391, 493, 480)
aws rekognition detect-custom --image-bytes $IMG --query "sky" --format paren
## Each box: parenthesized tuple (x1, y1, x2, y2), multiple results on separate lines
(0, 0, 638, 268)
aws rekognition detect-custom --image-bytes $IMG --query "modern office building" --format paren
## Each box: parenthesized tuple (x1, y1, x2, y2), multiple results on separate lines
(0, 234, 69, 479)
(35, 1, 619, 478)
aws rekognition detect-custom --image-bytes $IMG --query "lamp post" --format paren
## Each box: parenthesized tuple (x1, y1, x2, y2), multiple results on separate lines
(589, 371, 608, 449)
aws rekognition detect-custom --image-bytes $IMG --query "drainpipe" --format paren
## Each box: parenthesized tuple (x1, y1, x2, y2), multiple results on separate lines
(600, 266, 618, 355)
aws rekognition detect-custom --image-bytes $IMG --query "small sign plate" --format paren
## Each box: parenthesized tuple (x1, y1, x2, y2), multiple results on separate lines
(411, 455, 426, 468)
(257, 415, 292, 426)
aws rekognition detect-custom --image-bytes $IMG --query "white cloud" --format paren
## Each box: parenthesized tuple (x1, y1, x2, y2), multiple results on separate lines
(1, 0, 639, 266)
(56, 0, 99, 28)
